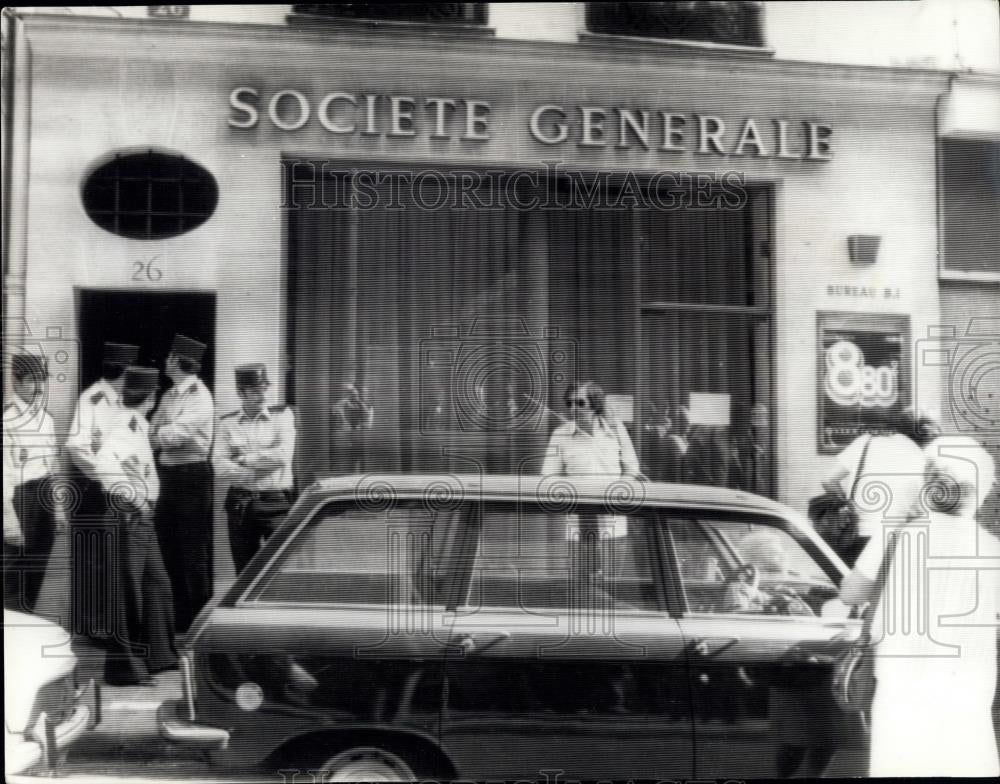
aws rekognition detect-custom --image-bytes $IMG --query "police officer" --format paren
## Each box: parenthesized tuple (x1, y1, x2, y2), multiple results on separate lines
(150, 334, 214, 633)
(3, 354, 65, 613)
(65, 342, 139, 636)
(214, 363, 296, 573)
(95, 366, 177, 685)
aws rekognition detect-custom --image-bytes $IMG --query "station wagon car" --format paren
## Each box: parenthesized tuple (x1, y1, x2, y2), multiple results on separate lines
(158, 474, 864, 780)
(5, 609, 100, 777)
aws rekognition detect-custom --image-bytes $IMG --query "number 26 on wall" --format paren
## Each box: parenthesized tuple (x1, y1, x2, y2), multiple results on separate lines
(131, 256, 163, 282)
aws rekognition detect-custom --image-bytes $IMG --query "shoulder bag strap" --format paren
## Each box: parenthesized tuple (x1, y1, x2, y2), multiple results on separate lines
(859, 528, 900, 644)
(848, 434, 874, 503)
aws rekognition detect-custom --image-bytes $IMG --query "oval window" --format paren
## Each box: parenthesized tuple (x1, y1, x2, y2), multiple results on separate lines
(82, 151, 218, 240)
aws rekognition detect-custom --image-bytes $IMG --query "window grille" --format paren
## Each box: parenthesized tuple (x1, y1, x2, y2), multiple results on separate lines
(82, 151, 218, 241)
(291, 3, 487, 25)
(586, 1, 765, 47)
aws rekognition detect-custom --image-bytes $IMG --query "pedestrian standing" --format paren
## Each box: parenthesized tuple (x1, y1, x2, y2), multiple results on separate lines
(841, 436, 999, 777)
(542, 381, 641, 479)
(214, 363, 296, 573)
(65, 342, 139, 637)
(96, 366, 177, 685)
(150, 334, 214, 633)
(3, 354, 66, 613)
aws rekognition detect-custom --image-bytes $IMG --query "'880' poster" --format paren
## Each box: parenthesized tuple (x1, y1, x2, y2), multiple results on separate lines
(818, 312, 910, 453)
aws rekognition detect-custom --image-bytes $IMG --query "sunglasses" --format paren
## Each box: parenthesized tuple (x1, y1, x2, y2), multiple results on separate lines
(566, 398, 590, 409)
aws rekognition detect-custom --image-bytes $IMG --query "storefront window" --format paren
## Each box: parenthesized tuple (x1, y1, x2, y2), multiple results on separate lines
(287, 165, 772, 492)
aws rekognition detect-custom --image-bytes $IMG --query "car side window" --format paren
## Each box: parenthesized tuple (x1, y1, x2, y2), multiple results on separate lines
(670, 517, 837, 618)
(247, 501, 464, 606)
(458, 503, 661, 613)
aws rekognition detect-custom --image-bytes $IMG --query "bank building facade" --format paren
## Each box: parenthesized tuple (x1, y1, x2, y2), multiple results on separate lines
(2, 2, 998, 585)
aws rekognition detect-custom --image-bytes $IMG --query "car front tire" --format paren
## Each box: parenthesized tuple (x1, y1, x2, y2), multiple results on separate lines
(316, 745, 418, 782)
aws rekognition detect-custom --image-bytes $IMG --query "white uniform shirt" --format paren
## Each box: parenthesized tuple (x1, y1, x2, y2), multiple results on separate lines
(93, 408, 160, 508)
(836, 433, 926, 538)
(213, 405, 295, 492)
(150, 375, 214, 466)
(855, 513, 1000, 776)
(3, 393, 59, 485)
(65, 378, 123, 481)
(542, 417, 640, 477)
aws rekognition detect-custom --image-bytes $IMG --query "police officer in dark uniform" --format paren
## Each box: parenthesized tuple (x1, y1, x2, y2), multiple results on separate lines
(95, 366, 177, 685)
(66, 342, 139, 638)
(213, 364, 296, 573)
(150, 335, 214, 633)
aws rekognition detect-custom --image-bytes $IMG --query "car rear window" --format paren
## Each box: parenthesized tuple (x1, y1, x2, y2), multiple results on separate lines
(248, 501, 465, 606)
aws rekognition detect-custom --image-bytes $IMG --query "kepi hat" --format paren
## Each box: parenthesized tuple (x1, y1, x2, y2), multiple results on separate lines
(170, 334, 207, 363)
(103, 342, 139, 365)
(234, 363, 269, 390)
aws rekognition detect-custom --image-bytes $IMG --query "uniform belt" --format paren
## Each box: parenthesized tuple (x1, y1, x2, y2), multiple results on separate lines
(229, 489, 289, 502)
(159, 460, 210, 471)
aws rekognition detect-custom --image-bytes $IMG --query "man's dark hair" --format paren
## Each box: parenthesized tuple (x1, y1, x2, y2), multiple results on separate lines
(177, 356, 201, 375)
(100, 361, 128, 381)
(564, 380, 607, 417)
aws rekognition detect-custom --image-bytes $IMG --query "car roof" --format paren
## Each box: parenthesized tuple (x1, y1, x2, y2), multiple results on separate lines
(309, 473, 797, 518)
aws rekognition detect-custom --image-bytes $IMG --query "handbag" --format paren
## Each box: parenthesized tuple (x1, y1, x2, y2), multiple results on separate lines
(809, 435, 873, 556)
(831, 530, 899, 713)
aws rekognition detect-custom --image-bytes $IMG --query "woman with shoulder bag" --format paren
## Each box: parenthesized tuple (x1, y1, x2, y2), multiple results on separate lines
(818, 408, 933, 566)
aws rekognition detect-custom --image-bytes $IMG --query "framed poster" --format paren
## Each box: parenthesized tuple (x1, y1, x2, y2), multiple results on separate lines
(817, 312, 910, 454)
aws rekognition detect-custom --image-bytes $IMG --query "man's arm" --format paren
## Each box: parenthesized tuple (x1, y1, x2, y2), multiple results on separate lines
(212, 417, 255, 484)
(2, 421, 23, 545)
(840, 535, 882, 606)
(156, 389, 214, 452)
(616, 421, 641, 478)
(64, 397, 104, 479)
(541, 433, 565, 476)
(247, 409, 296, 473)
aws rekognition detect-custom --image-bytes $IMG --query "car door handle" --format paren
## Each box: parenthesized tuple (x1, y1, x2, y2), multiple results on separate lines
(452, 631, 511, 657)
(690, 636, 740, 658)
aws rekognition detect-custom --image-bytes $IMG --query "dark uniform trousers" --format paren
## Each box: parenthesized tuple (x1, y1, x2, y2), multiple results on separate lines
(3, 478, 56, 613)
(70, 468, 116, 638)
(104, 506, 177, 685)
(155, 461, 213, 633)
(225, 488, 293, 573)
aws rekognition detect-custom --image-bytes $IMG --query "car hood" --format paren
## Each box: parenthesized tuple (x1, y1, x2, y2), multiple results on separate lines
(4, 610, 76, 733)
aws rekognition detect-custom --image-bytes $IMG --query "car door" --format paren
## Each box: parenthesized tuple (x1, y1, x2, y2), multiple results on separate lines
(439, 500, 694, 781)
(196, 498, 468, 764)
(664, 510, 865, 779)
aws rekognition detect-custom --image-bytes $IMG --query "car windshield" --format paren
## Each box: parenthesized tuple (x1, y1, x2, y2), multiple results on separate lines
(248, 500, 465, 606)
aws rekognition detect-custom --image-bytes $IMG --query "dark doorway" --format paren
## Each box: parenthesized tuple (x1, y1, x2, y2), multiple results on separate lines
(76, 290, 216, 399)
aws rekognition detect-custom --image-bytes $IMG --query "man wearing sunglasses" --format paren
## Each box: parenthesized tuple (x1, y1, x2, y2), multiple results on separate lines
(541, 381, 641, 479)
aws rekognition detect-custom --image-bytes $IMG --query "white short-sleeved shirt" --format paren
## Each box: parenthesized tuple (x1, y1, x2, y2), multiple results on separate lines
(856, 514, 1000, 776)
(836, 433, 926, 538)
(855, 512, 1000, 685)
(542, 417, 639, 477)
